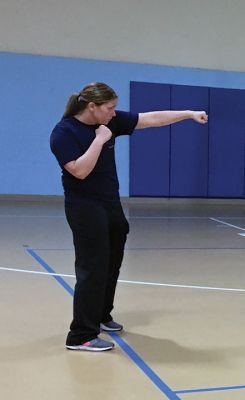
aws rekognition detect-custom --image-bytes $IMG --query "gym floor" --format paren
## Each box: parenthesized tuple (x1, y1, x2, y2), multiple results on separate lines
(1, 196, 245, 400)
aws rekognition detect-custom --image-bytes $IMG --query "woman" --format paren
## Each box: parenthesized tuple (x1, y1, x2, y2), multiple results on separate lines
(50, 82, 208, 352)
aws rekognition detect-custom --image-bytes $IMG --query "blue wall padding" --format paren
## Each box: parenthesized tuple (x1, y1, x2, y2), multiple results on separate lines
(130, 82, 171, 196)
(208, 88, 245, 197)
(1, 52, 245, 196)
(130, 81, 245, 198)
(170, 85, 209, 196)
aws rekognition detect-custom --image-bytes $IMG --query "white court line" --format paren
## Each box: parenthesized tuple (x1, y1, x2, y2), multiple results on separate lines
(119, 280, 245, 293)
(0, 215, 207, 219)
(1, 214, 245, 221)
(0, 215, 65, 218)
(0, 267, 74, 278)
(210, 217, 245, 231)
(129, 216, 242, 220)
(1, 266, 245, 293)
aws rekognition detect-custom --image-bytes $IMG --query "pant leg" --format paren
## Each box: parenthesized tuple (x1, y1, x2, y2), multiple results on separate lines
(101, 202, 129, 323)
(65, 200, 110, 345)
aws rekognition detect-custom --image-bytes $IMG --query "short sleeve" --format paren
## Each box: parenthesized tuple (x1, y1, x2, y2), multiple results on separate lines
(50, 128, 84, 167)
(108, 111, 138, 136)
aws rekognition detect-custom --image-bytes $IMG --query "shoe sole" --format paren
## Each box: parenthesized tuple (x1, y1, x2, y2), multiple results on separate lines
(100, 324, 123, 332)
(66, 345, 114, 352)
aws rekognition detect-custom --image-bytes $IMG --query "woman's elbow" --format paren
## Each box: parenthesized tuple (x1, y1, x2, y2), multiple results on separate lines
(71, 169, 89, 180)
(64, 163, 88, 180)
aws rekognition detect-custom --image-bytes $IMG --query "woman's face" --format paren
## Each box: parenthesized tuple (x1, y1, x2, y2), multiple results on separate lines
(91, 99, 117, 125)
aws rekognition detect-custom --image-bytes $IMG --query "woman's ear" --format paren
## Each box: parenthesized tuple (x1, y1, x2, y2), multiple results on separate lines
(88, 102, 96, 112)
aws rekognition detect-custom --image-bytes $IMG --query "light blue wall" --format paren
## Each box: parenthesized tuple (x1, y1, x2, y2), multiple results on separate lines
(1, 52, 245, 196)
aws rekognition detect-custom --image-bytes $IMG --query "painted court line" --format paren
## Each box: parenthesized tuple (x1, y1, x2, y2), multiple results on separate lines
(118, 279, 245, 293)
(110, 332, 181, 399)
(26, 247, 181, 400)
(1, 214, 245, 220)
(26, 249, 74, 296)
(2, 266, 245, 293)
(175, 384, 245, 394)
(0, 215, 208, 219)
(24, 248, 245, 397)
(0, 266, 74, 278)
(210, 217, 245, 231)
(0, 214, 65, 218)
(32, 247, 245, 251)
(0, 215, 211, 219)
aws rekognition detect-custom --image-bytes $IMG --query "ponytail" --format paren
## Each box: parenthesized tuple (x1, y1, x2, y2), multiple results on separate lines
(62, 93, 87, 118)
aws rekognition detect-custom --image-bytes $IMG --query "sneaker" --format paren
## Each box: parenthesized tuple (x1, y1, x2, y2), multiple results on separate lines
(66, 338, 114, 352)
(100, 320, 123, 332)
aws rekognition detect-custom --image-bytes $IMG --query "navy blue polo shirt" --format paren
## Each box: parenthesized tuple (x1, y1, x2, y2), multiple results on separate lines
(50, 111, 138, 203)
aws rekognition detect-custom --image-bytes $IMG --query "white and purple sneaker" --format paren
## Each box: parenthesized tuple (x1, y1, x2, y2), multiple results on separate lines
(66, 338, 114, 352)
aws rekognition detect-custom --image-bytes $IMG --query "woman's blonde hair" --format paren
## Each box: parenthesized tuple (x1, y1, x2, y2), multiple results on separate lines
(63, 82, 118, 118)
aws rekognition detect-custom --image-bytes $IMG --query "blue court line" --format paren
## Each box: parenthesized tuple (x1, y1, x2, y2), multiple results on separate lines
(25, 247, 245, 398)
(175, 384, 245, 394)
(26, 247, 181, 400)
(26, 248, 74, 296)
(109, 332, 181, 399)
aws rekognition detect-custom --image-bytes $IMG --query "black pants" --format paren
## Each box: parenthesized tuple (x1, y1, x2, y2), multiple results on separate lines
(65, 199, 129, 345)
